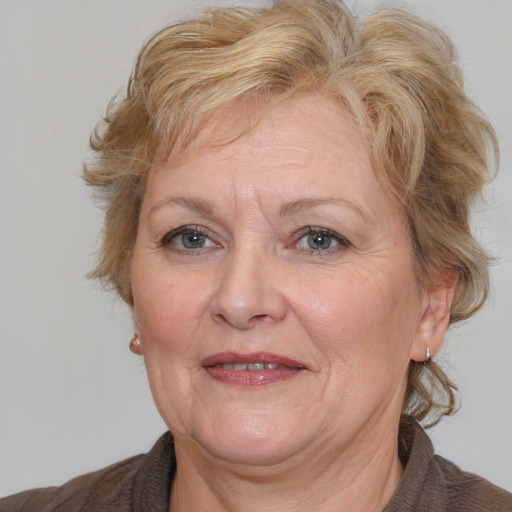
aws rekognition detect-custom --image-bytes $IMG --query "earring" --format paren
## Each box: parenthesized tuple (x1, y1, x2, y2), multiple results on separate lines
(129, 333, 142, 355)
(424, 346, 431, 363)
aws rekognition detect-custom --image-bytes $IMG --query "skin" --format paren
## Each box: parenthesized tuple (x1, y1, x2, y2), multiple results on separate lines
(131, 94, 455, 512)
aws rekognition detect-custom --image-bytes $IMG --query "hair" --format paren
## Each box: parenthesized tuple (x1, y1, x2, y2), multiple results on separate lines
(84, 0, 497, 425)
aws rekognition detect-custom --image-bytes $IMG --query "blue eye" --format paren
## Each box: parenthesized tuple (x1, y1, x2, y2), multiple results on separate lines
(305, 232, 335, 250)
(180, 231, 207, 249)
(161, 227, 216, 250)
(296, 228, 347, 252)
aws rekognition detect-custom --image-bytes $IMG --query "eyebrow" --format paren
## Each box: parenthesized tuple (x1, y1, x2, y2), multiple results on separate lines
(148, 196, 214, 216)
(148, 195, 373, 224)
(280, 197, 374, 224)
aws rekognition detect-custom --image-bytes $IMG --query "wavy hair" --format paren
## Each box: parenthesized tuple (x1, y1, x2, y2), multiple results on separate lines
(84, 0, 497, 425)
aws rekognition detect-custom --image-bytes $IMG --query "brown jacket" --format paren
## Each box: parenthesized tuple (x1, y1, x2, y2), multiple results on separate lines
(1, 417, 511, 511)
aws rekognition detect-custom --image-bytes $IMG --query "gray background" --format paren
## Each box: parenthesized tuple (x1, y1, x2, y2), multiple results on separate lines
(1, 0, 511, 496)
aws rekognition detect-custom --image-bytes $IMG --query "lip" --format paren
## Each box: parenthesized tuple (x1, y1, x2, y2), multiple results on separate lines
(201, 351, 306, 368)
(201, 352, 307, 387)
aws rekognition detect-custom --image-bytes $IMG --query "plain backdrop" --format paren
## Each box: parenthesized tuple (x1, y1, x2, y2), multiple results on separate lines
(1, 0, 511, 497)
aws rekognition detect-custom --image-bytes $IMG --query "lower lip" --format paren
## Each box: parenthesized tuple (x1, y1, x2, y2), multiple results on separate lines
(204, 366, 303, 387)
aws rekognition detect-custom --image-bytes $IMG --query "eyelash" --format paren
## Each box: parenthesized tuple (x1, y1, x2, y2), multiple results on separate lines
(159, 225, 350, 255)
(159, 225, 216, 252)
(293, 226, 350, 254)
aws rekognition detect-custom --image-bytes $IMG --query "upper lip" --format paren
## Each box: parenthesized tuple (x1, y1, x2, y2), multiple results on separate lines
(201, 352, 307, 369)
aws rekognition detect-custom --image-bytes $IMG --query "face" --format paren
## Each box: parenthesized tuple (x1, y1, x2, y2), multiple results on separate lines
(131, 94, 430, 468)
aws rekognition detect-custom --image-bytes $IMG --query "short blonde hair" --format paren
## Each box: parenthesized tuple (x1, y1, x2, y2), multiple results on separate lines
(84, 0, 497, 424)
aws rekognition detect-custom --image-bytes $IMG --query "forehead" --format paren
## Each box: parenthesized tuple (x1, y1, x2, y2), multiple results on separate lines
(156, 94, 372, 180)
(145, 93, 397, 223)
(148, 94, 385, 211)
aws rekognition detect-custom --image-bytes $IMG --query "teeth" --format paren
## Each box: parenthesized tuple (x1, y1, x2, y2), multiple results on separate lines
(247, 363, 265, 371)
(217, 362, 280, 371)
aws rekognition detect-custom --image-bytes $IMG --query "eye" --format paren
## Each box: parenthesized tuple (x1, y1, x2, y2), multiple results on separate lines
(161, 226, 217, 250)
(295, 227, 348, 252)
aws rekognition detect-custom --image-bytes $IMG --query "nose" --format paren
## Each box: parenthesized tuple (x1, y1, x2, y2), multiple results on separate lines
(210, 249, 287, 330)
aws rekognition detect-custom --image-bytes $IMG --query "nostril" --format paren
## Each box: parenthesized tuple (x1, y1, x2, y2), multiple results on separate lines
(246, 313, 272, 328)
(212, 311, 269, 330)
(209, 257, 288, 329)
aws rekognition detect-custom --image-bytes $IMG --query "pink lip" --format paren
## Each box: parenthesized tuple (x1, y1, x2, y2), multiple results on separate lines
(201, 352, 307, 387)
(201, 352, 306, 368)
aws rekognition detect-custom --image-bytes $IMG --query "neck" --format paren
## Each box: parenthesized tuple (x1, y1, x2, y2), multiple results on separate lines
(168, 416, 404, 512)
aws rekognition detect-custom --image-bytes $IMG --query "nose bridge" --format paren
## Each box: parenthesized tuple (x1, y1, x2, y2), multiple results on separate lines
(210, 240, 286, 329)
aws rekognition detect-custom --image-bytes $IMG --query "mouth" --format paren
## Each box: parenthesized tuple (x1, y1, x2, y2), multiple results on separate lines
(201, 352, 307, 387)
(212, 362, 284, 370)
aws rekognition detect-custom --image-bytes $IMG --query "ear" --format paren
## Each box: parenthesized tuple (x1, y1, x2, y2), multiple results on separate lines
(411, 273, 458, 362)
(130, 311, 144, 356)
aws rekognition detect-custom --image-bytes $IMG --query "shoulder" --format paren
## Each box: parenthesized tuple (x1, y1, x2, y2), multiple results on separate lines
(433, 454, 512, 511)
(0, 432, 175, 512)
(387, 417, 512, 512)
(0, 454, 143, 512)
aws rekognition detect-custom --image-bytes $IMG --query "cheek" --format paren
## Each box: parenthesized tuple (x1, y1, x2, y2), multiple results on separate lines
(131, 260, 210, 350)
(291, 264, 421, 365)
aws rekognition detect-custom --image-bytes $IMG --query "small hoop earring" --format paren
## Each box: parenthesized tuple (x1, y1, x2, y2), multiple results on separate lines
(424, 346, 431, 363)
(129, 333, 142, 355)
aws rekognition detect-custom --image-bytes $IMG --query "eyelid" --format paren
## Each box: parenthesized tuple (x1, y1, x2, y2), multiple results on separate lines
(158, 224, 349, 254)
(159, 225, 216, 248)
(293, 226, 350, 251)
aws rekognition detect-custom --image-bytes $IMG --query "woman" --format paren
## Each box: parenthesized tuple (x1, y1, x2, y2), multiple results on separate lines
(1, 0, 511, 510)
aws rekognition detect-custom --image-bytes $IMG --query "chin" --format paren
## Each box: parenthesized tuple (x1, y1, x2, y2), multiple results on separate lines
(189, 412, 311, 467)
